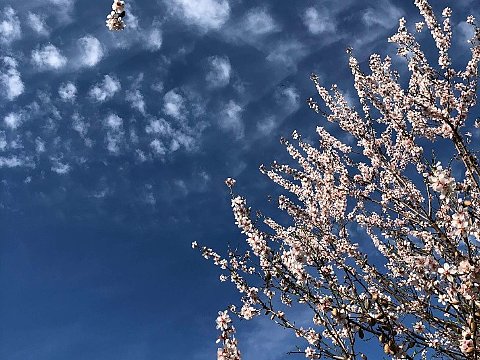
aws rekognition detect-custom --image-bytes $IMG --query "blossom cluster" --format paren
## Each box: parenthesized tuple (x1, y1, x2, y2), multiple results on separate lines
(215, 310, 241, 360)
(106, 0, 126, 31)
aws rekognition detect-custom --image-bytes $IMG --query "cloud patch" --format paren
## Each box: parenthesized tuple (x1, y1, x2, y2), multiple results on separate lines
(145, 28, 163, 51)
(0, 155, 33, 168)
(126, 74, 146, 114)
(0, 56, 24, 100)
(126, 89, 146, 114)
(303, 7, 336, 34)
(77, 35, 104, 67)
(0, 7, 21, 44)
(163, 90, 187, 121)
(89, 75, 121, 102)
(104, 113, 125, 155)
(266, 39, 307, 69)
(51, 157, 71, 174)
(242, 8, 279, 36)
(170, 0, 230, 31)
(31, 44, 67, 70)
(206, 56, 231, 88)
(4, 112, 23, 130)
(27, 12, 50, 36)
(362, 1, 403, 29)
(58, 82, 77, 102)
(256, 115, 277, 135)
(276, 85, 300, 112)
(219, 100, 243, 139)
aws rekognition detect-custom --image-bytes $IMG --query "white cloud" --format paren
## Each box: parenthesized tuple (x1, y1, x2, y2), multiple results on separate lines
(150, 139, 167, 155)
(46, 0, 76, 23)
(58, 82, 77, 102)
(276, 86, 300, 112)
(77, 35, 104, 67)
(126, 89, 146, 114)
(4, 112, 22, 129)
(0, 156, 31, 168)
(224, 7, 279, 44)
(362, 1, 403, 29)
(125, 74, 146, 114)
(256, 115, 277, 135)
(72, 113, 92, 146)
(266, 39, 307, 69)
(0, 132, 6, 151)
(48, 0, 74, 7)
(457, 21, 475, 46)
(172, 132, 197, 152)
(89, 75, 121, 102)
(303, 7, 336, 34)
(242, 8, 279, 36)
(0, 7, 21, 44)
(151, 81, 164, 93)
(170, 0, 230, 31)
(72, 113, 88, 137)
(219, 100, 243, 139)
(27, 12, 50, 36)
(206, 56, 231, 88)
(239, 317, 298, 360)
(35, 138, 46, 153)
(145, 28, 163, 51)
(104, 113, 124, 155)
(0, 56, 24, 100)
(146, 118, 172, 136)
(106, 113, 122, 129)
(51, 158, 71, 174)
(9, 136, 23, 149)
(31, 44, 67, 70)
(163, 89, 186, 121)
(256, 87, 300, 136)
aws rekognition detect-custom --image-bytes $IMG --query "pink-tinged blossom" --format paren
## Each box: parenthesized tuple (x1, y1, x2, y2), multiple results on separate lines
(438, 263, 457, 282)
(216, 310, 231, 330)
(451, 209, 470, 237)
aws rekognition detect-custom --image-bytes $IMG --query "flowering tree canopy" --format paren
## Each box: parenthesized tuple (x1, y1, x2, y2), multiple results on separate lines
(197, 1, 480, 359)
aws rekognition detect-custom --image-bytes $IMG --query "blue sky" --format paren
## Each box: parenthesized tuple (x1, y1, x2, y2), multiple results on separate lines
(0, 0, 478, 359)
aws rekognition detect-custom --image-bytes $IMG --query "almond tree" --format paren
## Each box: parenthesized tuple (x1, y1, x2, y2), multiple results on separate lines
(197, 1, 480, 358)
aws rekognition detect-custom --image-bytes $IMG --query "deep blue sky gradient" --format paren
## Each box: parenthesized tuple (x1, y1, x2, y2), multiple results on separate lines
(0, 0, 479, 359)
